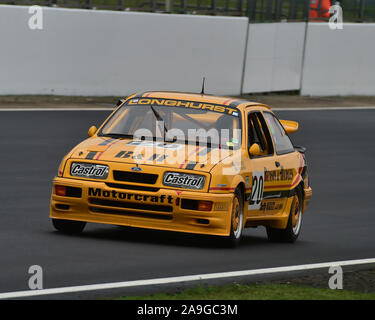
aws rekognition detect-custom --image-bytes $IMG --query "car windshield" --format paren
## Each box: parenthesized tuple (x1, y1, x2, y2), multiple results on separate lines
(99, 100, 242, 149)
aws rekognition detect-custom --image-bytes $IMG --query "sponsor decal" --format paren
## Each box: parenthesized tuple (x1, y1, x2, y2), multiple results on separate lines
(127, 98, 239, 116)
(163, 172, 205, 190)
(71, 163, 109, 179)
(260, 201, 283, 212)
(127, 140, 183, 150)
(88, 188, 173, 204)
(264, 169, 293, 182)
(115, 150, 143, 160)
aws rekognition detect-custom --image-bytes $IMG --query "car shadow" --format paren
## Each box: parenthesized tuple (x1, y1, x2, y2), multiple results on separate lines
(50, 225, 271, 249)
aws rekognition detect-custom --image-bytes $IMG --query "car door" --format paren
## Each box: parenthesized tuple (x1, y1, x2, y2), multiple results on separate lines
(261, 111, 301, 209)
(243, 109, 285, 218)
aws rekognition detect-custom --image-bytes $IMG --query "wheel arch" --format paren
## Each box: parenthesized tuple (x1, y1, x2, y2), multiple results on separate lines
(297, 181, 305, 212)
(231, 175, 246, 193)
(231, 175, 246, 205)
(235, 182, 246, 204)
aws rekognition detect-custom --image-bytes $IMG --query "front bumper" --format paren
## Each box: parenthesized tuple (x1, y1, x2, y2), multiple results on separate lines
(50, 177, 234, 236)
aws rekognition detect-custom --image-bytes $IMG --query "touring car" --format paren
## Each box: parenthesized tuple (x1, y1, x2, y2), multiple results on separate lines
(50, 92, 312, 246)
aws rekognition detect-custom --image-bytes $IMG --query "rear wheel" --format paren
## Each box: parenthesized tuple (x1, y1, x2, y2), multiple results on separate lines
(52, 218, 86, 234)
(224, 187, 244, 247)
(266, 187, 303, 243)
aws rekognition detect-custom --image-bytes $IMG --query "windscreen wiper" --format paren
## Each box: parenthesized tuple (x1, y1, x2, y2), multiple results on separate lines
(150, 105, 168, 134)
(101, 133, 133, 139)
(150, 105, 177, 142)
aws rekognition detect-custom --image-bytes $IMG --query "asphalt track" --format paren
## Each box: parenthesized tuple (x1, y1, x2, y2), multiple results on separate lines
(0, 108, 374, 298)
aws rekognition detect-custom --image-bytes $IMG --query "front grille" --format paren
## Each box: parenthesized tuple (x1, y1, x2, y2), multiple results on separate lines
(105, 183, 159, 192)
(113, 171, 158, 184)
(88, 198, 172, 212)
(89, 207, 173, 220)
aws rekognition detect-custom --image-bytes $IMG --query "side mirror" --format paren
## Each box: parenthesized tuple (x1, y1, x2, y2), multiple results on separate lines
(280, 120, 299, 134)
(88, 126, 98, 137)
(249, 143, 262, 157)
(116, 99, 125, 107)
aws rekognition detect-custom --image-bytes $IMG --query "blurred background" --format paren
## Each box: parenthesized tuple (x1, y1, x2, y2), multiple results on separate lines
(1, 0, 374, 22)
(0, 1, 374, 97)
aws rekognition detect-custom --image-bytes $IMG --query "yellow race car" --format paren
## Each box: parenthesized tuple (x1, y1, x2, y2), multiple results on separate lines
(50, 92, 312, 246)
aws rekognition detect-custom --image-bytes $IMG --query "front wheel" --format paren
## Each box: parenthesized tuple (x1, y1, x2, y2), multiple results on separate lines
(52, 218, 86, 234)
(224, 188, 244, 247)
(266, 187, 303, 243)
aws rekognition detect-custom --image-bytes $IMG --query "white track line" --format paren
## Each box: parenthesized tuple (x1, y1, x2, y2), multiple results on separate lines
(0, 258, 374, 299)
(0, 106, 375, 112)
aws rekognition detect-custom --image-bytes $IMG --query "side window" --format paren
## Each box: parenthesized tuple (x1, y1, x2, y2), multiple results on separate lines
(247, 112, 274, 157)
(263, 112, 294, 155)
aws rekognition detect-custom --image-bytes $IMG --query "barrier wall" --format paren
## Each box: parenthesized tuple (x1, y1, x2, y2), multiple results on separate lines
(0, 6, 248, 96)
(1, 5, 375, 97)
(242, 22, 306, 93)
(301, 23, 375, 96)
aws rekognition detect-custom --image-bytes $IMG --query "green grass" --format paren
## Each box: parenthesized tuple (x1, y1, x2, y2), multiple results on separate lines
(119, 283, 375, 300)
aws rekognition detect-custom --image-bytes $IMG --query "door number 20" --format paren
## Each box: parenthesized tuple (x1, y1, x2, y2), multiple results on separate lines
(248, 171, 264, 210)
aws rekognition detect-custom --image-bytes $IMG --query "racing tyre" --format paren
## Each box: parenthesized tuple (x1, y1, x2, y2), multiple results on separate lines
(266, 187, 303, 243)
(52, 218, 86, 234)
(224, 187, 244, 247)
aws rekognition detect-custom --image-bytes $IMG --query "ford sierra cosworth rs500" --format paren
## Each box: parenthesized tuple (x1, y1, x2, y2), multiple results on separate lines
(50, 92, 312, 246)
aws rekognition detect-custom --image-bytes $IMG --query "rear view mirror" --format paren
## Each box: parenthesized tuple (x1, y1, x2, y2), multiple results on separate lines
(88, 126, 98, 137)
(280, 120, 299, 134)
(249, 143, 262, 157)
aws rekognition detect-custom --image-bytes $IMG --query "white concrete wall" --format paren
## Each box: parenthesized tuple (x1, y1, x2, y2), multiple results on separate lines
(0, 6, 248, 96)
(1, 5, 374, 97)
(242, 22, 306, 93)
(301, 23, 375, 96)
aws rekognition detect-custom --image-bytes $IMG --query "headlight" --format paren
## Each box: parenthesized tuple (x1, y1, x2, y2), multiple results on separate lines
(70, 162, 109, 179)
(163, 172, 205, 190)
